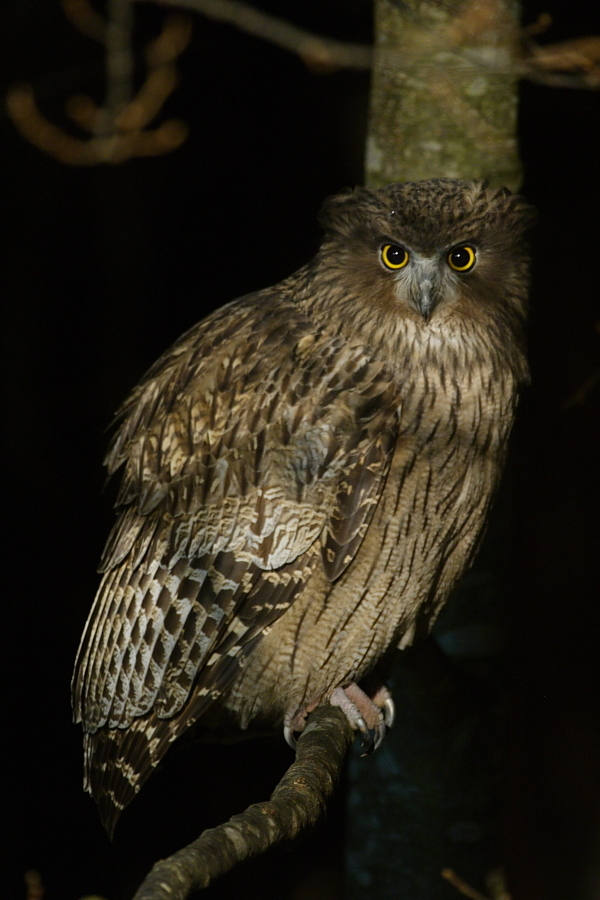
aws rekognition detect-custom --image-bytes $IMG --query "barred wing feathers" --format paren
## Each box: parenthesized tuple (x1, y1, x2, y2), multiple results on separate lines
(72, 289, 399, 832)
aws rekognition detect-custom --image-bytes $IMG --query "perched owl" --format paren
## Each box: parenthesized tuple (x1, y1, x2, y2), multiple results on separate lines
(73, 179, 533, 835)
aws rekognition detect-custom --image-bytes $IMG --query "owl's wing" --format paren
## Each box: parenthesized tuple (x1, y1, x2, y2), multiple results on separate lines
(72, 290, 399, 830)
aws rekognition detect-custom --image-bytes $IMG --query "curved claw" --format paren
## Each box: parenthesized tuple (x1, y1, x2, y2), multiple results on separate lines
(383, 696, 396, 728)
(359, 722, 389, 755)
(356, 716, 375, 755)
(373, 722, 387, 752)
(356, 715, 369, 735)
(283, 725, 298, 750)
(288, 681, 394, 757)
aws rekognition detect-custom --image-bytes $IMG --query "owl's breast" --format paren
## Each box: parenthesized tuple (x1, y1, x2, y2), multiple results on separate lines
(328, 373, 512, 655)
(226, 355, 519, 724)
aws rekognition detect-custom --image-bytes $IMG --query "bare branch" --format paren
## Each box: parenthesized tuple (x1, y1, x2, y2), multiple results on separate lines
(141, 0, 373, 71)
(441, 866, 513, 900)
(5, 10, 191, 164)
(6, 0, 599, 165)
(61, 0, 107, 43)
(485, 868, 513, 900)
(132, 706, 353, 900)
(522, 22, 600, 89)
(442, 868, 493, 900)
(102, 0, 135, 124)
(142, 0, 600, 88)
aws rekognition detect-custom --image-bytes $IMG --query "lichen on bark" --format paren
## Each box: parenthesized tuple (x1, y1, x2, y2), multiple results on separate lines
(366, 0, 522, 190)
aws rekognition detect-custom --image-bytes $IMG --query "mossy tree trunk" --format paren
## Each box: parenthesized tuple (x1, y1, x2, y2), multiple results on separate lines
(367, 0, 522, 190)
(346, 2, 523, 897)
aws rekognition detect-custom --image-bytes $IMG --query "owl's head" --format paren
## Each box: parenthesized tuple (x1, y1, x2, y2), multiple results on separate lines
(314, 179, 535, 331)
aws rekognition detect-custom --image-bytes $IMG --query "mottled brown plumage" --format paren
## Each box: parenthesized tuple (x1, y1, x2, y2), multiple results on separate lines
(72, 179, 533, 835)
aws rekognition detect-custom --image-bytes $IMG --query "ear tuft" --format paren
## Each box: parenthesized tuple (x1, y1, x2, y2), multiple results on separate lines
(318, 187, 375, 238)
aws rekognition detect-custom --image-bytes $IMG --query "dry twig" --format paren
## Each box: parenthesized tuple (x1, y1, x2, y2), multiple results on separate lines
(6, 1, 600, 165)
(522, 11, 600, 86)
(143, 0, 373, 71)
(442, 868, 492, 900)
(6, 3, 191, 165)
(524, 35, 600, 87)
(442, 866, 513, 900)
(132, 705, 353, 900)
(145, 0, 600, 87)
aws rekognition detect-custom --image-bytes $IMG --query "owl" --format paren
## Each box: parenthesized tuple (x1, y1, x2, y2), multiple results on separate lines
(72, 179, 533, 835)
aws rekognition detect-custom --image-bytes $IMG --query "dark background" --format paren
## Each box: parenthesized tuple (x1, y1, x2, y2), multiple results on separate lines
(2, 2, 599, 898)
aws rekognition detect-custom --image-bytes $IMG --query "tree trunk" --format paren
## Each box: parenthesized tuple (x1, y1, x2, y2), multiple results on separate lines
(366, 0, 522, 190)
(347, 2, 523, 897)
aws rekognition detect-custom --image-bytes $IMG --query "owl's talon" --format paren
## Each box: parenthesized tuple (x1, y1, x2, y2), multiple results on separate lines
(356, 715, 369, 735)
(383, 697, 395, 728)
(283, 725, 298, 750)
(328, 681, 394, 753)
(373, 722, 387, 751)
(359, 726, 376, 755)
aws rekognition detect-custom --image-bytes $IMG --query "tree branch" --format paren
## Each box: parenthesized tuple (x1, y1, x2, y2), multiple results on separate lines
(6, 0, 599, 166)
(132, 706, 353, 900)
(142, 0, 373, 70)
(5, 8, 191, 164)
(144, 0, 600, 87)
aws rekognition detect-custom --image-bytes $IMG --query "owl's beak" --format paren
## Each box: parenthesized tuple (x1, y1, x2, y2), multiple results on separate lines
(415, 280, 436, 320)
(398, 257, 442, 320)
(411, 258, 441, 321)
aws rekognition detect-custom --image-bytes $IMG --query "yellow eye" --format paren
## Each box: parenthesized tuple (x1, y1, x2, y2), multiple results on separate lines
(447, 245, 476, 272)
(381, 243, 409, 270)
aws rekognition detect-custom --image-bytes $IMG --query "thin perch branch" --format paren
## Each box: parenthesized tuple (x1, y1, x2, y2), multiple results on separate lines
(132, 705, 354, 900)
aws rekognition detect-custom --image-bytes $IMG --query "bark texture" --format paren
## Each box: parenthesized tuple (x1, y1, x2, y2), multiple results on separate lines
(347, 2, 524, 897)
(367, 0, 522, 190)
(133, 706, 353, 900)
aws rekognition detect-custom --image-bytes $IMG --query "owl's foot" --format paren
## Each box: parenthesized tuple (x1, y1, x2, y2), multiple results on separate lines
(283, 679, 395, 754)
